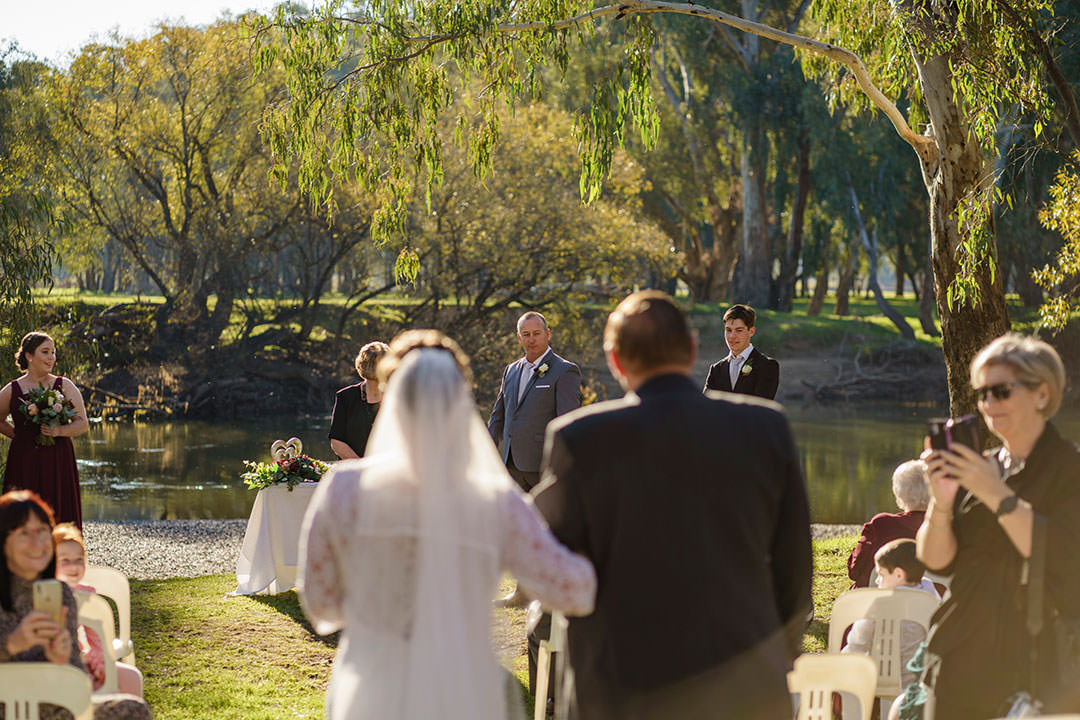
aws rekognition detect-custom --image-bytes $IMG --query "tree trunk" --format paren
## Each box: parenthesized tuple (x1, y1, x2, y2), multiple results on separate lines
(776, 131, 811, 312)
(848, 183, 916, 339)
(834, 248, 857, 316)
(918, 253, 939, 337)
(731, 111, 771, 307)
(1015, 268, 1043, 307)
(894, 244, 905, 297)
(807, 270, 828, 316)
(913, 46, 1011, 416)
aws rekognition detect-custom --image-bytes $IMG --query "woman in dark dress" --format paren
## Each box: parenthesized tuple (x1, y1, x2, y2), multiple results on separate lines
(328, 341, 389, 459)
(915, 334, 1080, 719)
(1, 333, 88, 529)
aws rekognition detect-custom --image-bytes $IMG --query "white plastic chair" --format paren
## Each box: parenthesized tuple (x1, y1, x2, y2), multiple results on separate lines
(787, 653, 877, 720)
(0, 662, 93, 720)
(828, 588, 940, 716)
(534, 611, 569, 720)
(77, 590, 119, 694)
(83, 565, 135, 665)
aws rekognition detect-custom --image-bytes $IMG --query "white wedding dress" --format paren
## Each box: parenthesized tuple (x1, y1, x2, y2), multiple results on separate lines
(299, 349, 596, 720)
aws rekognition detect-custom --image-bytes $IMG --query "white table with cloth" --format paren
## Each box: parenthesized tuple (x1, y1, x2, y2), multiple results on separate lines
(233, 481, 318, 595)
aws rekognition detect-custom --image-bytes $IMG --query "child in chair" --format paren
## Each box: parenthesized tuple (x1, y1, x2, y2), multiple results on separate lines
(53, 523, 144, 698)
(842, 538, 940, 689)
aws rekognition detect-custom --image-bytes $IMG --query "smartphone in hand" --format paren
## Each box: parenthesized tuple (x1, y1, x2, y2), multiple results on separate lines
(927, 414, 982, 452)
(32, 578, 64, 631)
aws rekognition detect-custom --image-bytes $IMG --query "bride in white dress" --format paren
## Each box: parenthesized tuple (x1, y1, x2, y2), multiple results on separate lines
(299, 342, 596, 720)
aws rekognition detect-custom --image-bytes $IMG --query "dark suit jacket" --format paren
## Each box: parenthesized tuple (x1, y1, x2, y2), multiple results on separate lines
(704, 347, 780, 399)
(533, 374, 812, 720)
(487, 349, 580, 472)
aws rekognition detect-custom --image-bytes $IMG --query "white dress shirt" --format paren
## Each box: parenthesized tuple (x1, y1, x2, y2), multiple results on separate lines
(728, 344, 754, 388)
(518, 351, 550, 402)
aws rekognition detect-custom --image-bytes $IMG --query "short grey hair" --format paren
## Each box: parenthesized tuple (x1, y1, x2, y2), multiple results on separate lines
(970, 333, 1066, 419)
(516, 311, 548, 333)
(892, 460, 929, 512)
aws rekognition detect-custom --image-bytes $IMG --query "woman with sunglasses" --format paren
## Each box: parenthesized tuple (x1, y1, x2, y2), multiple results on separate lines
(909, 334, 1080, 719)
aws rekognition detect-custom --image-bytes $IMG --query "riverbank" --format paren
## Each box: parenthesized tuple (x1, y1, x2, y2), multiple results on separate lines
(83, 519, 862, 579)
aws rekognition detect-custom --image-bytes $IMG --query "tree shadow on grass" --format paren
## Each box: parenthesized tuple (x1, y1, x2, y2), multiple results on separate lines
(247, 590, 340, 648)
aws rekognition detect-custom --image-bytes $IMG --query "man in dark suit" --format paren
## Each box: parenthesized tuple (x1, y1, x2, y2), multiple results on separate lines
(533, 291, 811, 720)
(703, 303, 780, 399)
(488, 311, 581, 492)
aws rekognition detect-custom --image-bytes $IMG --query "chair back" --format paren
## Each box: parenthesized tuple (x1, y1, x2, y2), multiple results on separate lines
(828, 588, 939, 700)
(0, 662, 93, 720)
(787, 653, 877, 720)
(77, 590, 120, 694)
(83, 565, 135, 665)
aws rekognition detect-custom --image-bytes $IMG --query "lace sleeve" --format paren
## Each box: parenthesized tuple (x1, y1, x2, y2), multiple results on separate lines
(500, 490, 596, 616)
(299, 470, 350, 635)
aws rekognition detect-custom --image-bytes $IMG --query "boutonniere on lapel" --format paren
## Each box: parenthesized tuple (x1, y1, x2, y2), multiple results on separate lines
(536, 363, 550, 378)
(740, 361, 753, 377)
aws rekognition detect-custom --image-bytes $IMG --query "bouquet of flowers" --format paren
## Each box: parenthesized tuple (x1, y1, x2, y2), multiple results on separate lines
(20, 382, 78, 446)
(242, 437, 329, 491)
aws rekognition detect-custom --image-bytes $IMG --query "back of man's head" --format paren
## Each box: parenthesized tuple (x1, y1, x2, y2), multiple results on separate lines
(604, 291, 694, 374)
(723, 304, 756, 328)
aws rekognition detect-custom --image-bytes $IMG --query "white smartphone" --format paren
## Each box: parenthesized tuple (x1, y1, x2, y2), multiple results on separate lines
(32, 578, 64, 628)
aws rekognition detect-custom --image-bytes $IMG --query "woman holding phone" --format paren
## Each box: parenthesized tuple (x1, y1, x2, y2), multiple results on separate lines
(910, 334, 1080, 719)
(0, 490, 151, 719)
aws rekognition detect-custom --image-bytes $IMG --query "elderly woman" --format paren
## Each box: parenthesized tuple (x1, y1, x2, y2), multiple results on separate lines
(0, 490, 151, 719)
(847, 459, 930, 588)
(328, 341, 390, 459)
(912, 334, 1080, 719)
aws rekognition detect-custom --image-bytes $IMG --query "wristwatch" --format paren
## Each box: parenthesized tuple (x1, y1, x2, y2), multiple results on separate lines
(995, 494, 1020, 517)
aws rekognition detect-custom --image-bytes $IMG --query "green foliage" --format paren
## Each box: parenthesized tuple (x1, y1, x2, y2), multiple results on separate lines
(250, 1, 662, 276)
(1035, 153, 1080, 330)
(0, 48, 63, 346)
(242, 454, 329, 491)
(805, 0, 1056, 308)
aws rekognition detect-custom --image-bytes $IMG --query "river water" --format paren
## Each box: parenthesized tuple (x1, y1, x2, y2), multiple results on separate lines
(3, 404, 1079, 523)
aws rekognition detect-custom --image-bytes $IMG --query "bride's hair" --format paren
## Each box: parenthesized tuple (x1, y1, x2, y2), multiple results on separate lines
(14, 332, 53, 370)
(376, 329, 473, 388)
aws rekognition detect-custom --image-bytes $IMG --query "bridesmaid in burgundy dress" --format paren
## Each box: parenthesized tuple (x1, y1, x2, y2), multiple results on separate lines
(0, 332, 89, 528)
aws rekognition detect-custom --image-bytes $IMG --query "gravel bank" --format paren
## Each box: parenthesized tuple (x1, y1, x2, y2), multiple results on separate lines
(81, 520, 862, 580)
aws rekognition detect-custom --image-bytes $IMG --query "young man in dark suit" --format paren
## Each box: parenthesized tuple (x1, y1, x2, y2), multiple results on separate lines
(533, 291, 811, 720)
(703, 303, 780, 399)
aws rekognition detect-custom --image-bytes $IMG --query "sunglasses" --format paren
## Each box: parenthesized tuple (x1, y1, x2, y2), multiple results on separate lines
(973, 381, 1027, 402)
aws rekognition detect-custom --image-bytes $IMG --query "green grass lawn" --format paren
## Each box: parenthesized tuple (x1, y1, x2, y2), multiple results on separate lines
(130, 535, 857, 719)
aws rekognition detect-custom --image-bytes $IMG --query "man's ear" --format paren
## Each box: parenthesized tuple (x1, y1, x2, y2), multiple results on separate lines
(688, 331, 699, 367)
(748, 325, 757, 340)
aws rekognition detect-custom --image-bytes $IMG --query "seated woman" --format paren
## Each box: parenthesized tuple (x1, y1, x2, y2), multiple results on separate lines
(0, 490, 151, 720)
(53, 523, 143, 697)
(300, 330, 596, 720)
(848, 459, 929, 588)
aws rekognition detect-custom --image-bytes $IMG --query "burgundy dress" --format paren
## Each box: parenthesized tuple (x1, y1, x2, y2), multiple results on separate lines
(3, 377, 83, 528)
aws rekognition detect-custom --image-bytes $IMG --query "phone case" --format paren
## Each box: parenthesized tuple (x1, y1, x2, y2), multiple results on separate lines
(32, 579, 63, 625)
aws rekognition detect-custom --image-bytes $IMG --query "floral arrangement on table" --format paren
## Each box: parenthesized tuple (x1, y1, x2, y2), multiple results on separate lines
(20, 382, 78, 446)
(242, 437, 329, 491)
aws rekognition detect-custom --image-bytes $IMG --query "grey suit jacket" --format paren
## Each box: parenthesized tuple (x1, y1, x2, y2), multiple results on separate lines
(487, 349, 581, 472)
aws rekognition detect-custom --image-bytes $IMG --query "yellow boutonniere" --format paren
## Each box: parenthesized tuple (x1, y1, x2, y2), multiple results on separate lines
(740, 362, 753, 376)
(537, 363, 550, 377)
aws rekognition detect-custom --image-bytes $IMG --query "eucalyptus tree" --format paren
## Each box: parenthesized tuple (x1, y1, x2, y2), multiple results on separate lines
(255, 0, 1065, 413)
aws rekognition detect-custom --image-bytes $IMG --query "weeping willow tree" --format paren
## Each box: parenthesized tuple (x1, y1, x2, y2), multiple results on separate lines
(252, 0, 1067, 414)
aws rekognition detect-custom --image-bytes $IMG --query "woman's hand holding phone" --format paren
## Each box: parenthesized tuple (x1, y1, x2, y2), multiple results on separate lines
(922, 441, 961, 509)
(43, 609, 73, 665)
(7, 609, 62, 655)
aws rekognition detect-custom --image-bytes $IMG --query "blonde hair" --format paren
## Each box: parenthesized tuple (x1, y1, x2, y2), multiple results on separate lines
(355, 341, 390, 380)
(970, 333, 1066, 418)
(52, 522, 86, 554)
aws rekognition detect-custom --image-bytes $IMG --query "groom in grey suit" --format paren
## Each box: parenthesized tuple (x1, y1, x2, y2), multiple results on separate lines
(488, 311, 581, 492)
